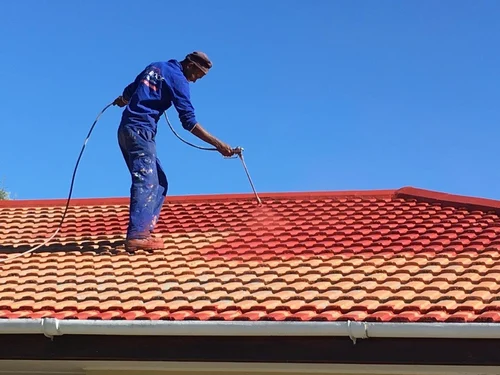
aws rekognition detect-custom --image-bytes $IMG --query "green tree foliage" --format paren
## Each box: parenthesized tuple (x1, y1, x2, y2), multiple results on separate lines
(0, 178, 10, 200)
(0, 188, 9, 200)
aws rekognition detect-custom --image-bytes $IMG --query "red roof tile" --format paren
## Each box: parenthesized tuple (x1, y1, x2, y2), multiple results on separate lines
(1, 186, 500, 322)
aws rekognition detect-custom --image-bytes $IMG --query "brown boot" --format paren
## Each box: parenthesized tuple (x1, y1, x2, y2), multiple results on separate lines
(125, 236, 164, 252)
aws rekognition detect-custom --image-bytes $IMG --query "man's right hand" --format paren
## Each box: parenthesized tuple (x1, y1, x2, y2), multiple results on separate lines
(191, 123, 235, 157)
(215, 141, 235, 157)
(113, 96, 128, 107)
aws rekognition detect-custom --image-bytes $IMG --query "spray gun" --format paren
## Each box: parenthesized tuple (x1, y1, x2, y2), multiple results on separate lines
(232, 146, 243, 156)
(231, 146, 262, 205)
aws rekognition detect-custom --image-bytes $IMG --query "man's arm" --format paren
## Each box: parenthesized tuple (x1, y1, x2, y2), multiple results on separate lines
(171, 82, 234, 156)
(113, 81, 137, 107)
(191, 123, 233, 156)
(113, 68, 147, 107)
(121, 82, 137, 102)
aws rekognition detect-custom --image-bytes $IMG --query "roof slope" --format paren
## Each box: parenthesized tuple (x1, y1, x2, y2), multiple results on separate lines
(1, 187, 500, 322)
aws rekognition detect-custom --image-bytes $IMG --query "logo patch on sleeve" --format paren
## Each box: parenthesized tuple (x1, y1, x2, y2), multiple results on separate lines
(141, 67, 162, 92)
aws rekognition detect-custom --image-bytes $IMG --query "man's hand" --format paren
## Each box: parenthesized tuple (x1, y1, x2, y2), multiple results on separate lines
(113, 96, 128, 107)
(191, 123, 235, 157)
(215, 141, 235, 157)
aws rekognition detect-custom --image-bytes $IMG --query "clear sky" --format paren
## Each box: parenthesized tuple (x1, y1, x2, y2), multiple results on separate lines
(1, 0, 499, 201)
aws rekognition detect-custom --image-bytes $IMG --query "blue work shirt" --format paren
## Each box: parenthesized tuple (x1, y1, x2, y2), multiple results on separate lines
(119, 59, 197, 133)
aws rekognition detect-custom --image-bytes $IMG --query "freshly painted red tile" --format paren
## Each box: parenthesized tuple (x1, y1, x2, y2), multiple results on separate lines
(217, 309, 243, 320)
(240, 310, 268, 320)
(446, 311, 478, 322)
(477, 311, 500, 321)
(267, 310, 292, 321)
(460, 299, 486, 311)
(52, 310, 79, 319)
(354, 298, 381, 311)
(121, 311, 147, 320)
(315, 309, 343, 321)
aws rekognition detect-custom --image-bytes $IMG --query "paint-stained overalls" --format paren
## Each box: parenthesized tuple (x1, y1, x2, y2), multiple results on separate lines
(117, 59, 199, 239)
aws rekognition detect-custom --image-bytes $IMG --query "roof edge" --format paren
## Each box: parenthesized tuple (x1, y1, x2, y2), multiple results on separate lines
(2, 187, 499, 213)
(0, 189, 397, 208)
(1, 318, 500, 339)
(395, 187, 500, 215)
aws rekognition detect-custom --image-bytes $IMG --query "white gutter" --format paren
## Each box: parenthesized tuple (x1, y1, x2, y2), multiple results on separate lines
(0, 319, 500, 341)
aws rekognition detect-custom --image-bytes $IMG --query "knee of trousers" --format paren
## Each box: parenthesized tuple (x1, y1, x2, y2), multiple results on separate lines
(130, 152, 158, 184)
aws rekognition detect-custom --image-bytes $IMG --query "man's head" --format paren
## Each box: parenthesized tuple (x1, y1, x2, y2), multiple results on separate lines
(181, 51, 212, 82)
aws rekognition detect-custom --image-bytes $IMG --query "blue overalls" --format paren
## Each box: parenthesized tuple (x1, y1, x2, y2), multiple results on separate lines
(117, 60, 198, 239)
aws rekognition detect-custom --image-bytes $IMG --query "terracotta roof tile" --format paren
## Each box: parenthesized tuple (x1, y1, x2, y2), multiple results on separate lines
(1, 187, 500, 322)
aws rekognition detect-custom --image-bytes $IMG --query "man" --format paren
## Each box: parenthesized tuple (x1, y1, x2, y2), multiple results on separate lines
(113, 51, 235, 252)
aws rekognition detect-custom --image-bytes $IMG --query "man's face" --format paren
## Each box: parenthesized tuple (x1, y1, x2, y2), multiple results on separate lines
(186, 63, 206, 83)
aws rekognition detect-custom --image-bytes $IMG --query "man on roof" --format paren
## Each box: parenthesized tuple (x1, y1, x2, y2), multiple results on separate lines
(113, 51, 235, 252)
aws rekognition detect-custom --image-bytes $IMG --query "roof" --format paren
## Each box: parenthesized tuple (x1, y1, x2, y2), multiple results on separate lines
(1, 186, 500, 323)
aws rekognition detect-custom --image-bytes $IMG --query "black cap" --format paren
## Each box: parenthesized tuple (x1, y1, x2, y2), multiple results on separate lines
(186, 51, 212, 73)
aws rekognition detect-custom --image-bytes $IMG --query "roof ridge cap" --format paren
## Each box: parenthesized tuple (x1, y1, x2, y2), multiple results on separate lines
(395, 186, 500, 215)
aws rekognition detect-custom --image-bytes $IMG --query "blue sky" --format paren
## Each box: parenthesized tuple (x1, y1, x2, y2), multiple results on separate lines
(1, 0, 499, 201)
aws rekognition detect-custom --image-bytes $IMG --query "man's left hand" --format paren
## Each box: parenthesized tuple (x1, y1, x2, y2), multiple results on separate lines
(113, 96, 128, 107)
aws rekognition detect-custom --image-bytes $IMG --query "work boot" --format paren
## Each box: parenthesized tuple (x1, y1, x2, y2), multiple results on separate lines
(125, 236, 164, 252)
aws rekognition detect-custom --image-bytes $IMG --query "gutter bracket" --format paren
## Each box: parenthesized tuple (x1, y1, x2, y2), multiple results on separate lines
(347, 321, 369, 345)
(347, 320, 356, 344)
(41, 318, 61, 340)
